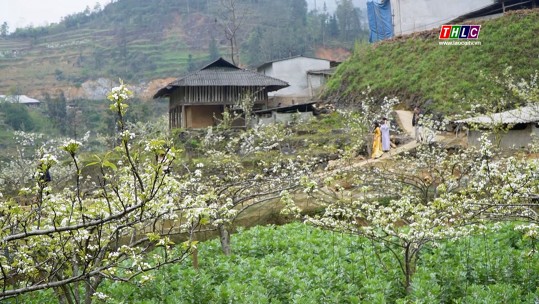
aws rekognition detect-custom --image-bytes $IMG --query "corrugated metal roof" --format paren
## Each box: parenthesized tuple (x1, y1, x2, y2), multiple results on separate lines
(154, 57, 289, 98)
(451, 0, 533, 23)
(256, 55, 335, 71)
(454, 104, 539, 124)
(0, 95, 40, 104)
(307, 67, 336, 76)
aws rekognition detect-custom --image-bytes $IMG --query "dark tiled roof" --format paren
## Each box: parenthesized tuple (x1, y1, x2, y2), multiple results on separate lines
(254, 102, 317, 115)
(167, 68, 289, 87)
(154, 57, 289, 98)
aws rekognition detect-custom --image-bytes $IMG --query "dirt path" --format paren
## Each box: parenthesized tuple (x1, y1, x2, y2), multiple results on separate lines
(395, 110, 415, 136)
(325, 110, 419, 172)
(394, 110, 447, 144)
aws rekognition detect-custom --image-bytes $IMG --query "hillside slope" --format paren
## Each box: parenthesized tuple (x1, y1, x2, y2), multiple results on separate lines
(325, 9, 539, 114)
(0, 1, 226, 96)
(0, 0, 363, 99)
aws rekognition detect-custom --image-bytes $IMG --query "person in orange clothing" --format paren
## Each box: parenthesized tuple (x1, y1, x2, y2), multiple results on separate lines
(371, 121, 383, 159)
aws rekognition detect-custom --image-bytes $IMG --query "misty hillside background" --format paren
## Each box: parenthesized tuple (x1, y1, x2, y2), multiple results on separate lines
(0, 0, 367, 98)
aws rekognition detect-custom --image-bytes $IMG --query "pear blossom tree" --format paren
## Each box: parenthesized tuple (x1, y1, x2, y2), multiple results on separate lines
(454, 69, 539, 147)
(351, 88, 399, 130)
(296, 143, 497, 293)
(294, 120, 539, 293)
(0, 83, 204, 303)
(502, 67, 538, 105)
(181, 123, 319, 255)
(454, 68, 538, 120)
(344, 89, 399, 156)
(212, 91, 259, 129)
(0, 131, 93, 196)
(449, 70, 539, 218)
(0, 132, 49, 194)
(447, 137, 539, 223)
(293, 94, 538, 293)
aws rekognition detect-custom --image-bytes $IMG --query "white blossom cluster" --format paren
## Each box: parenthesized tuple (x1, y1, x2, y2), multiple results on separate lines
(107, 82, 133, 103)
(502, 67, 539, 102)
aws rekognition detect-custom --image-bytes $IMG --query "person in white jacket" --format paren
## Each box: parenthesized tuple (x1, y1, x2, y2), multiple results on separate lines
(381, 117, 390, 152)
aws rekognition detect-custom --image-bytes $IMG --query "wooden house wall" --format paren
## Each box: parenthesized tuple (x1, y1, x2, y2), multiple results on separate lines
(169, 106, 182, 129)
(168, 85, 269, 129)
(186, 105, 222, 128)
(170, 86, 267, 106)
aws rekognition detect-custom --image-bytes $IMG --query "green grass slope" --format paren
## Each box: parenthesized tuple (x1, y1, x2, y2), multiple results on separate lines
(325, 9, 539, 114)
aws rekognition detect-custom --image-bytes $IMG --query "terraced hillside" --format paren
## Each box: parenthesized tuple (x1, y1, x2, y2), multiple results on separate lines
(0, 10, 211, 95)
(0, 0, 363, 99)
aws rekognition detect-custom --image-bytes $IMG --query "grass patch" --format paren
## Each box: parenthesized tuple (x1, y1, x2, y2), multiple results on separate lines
(325, 9, 539, 114)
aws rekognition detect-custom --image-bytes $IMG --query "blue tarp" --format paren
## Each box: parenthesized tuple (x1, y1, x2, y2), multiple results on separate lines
(367, 0, 394, 43)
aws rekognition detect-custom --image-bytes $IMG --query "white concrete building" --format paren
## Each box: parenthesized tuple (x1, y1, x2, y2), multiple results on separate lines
(391, 0, 495, 35)
(390, 0, 538, 36)
(455, 105, 539, 149)
(257, 56, 336, 105)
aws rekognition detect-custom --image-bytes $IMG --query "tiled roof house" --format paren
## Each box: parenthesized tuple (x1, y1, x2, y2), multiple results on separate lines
(154, 57, 289, 129)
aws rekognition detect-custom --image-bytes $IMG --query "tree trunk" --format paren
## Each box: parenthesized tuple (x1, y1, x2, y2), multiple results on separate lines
(84, 276, 103, 304)
(192, 247, 199, 269)
(404, 242, 419, 295)
(218, 224, 231, 255)
(73, 258, 80, 303)
(54, 284, 74, 304)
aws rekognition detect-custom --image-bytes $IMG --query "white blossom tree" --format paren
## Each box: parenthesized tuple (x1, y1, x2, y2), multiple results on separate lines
(181, 123, 319, 255)
(0, 83, 204, 303)
(446, 137, 539, 224)
(295, 123, 539, 293)
(454, 69, 539, 147)
(297, 142, 502, 292)
(0, 131, 91, 196)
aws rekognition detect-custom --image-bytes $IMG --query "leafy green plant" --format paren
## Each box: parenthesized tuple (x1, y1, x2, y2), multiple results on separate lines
(89, 222, 539, 303)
